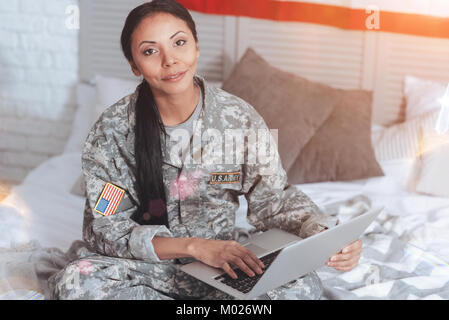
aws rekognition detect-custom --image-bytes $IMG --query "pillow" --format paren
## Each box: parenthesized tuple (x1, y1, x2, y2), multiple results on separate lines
(371, 124, 385, 132)
(70, 175, 86, 198)
(371, 110, 439, 162)
(404, 75, 447, 120)
(287, 87, 384, 184)
(222, 48, 335, 172)
(93, 74, 140, 123)
(68, 75, 140, 196)
(64, 75, 140, 155)
(373, 158, 416, 193)
(63, 82, 97, 154)
(415, 129, 449, 197)
(370, 110, 440, 194)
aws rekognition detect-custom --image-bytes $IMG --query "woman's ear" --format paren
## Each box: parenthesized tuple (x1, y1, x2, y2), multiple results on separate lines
(129, 60, 142, 77)
(196, 45, 200, 59)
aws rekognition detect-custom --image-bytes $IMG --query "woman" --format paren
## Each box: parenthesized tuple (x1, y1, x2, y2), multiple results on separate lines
(49, 0, 362, 300)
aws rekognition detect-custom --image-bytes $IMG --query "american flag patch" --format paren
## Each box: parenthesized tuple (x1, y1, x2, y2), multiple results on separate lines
(94, 183, 125, 216)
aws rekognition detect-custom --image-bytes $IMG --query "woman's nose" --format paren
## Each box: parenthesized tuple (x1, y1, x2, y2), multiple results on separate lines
(162, 52, 176, 67)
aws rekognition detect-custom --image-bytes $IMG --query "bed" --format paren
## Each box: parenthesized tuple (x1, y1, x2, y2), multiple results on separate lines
(1, 73, 449, 300)
(2, 2, 449, 300)
(2, 139, 449, 300)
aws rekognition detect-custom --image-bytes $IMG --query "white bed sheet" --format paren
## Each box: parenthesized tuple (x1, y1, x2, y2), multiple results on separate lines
(239, 158, 449, 299)
(300, 172, 449, 264)
(236, 158, 449, 264)
(2, 154, 449, 261)
(1, 152, 449, 299)
(0, 152, 85, 250)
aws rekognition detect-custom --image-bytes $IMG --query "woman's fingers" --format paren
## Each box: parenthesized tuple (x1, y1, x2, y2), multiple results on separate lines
(222, 255, 259, 279)
(230, 255, 257, 278)
(327, 252, 361, 270)
(240, 253, 264, 275)
(214, 241, 268, 279)
(222, 262, 237, 279)
(332, 265, 357, 272)
(238, 247, 265, 271)
(221, 246, 265, 278)
(329, 247, 362, 262)
(326, 239, 362, 271)
(342, 239, 362, 253)
(328, 256, 359, 268)
(246, 248, 265, 269)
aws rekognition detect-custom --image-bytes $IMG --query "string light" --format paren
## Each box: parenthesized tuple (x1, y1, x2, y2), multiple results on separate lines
(435, 84, 449, 134)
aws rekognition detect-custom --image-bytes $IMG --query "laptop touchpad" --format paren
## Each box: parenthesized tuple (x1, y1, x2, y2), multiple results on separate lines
(244, 243, 268, 257)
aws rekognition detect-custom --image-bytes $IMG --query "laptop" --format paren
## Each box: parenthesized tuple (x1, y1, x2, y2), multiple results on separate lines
(181, 205, 384, 299)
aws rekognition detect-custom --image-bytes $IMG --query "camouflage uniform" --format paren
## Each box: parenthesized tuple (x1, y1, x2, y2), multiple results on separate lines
(48, 75, 329, 300)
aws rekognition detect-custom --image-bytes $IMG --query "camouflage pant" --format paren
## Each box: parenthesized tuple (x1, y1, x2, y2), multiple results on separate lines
(48, 247, 323, 300)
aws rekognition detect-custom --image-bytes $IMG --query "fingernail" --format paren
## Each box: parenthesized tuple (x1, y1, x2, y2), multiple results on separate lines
(331, 256, 337, 261)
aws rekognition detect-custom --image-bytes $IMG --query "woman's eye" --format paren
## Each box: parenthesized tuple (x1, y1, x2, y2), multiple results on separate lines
(144, 48, 156, 56)
(176, 39, 186, 46)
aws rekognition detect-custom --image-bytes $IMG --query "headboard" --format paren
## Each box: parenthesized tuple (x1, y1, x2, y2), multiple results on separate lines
(79, 0, 449, 126)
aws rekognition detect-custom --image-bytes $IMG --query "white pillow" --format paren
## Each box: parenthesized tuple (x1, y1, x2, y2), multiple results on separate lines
(404, 75, 448, 120)
(371, 110, 439, 194)
(70, 174, 85, 198)
(372, 110, 438, 162)
(371, 123, 385, 132)
(63, 82, 97, 154)
(68, 75, 140, 196)
(92, 74, 141, 123)
(415, 129, 449, 197)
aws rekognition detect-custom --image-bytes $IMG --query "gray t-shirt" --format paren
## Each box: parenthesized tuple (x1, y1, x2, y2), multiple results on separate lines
(164, 84, 202, 137)
(164, 85, 203, 162)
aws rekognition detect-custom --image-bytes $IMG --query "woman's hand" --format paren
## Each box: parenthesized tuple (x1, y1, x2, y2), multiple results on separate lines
(326, 239, 362, 271)
(187, 238, 265, 279)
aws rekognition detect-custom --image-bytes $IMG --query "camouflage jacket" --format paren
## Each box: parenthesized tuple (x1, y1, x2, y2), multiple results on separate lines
(81, 75, 329, 263)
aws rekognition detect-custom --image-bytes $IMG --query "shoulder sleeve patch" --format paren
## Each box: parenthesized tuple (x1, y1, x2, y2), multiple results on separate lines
(94, 183, 125, 216)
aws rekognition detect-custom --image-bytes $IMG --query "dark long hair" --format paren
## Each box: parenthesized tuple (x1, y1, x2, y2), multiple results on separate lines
(120, 0, 198, 227)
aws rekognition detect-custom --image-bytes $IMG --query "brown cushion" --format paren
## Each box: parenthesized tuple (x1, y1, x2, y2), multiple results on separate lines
(222, 48, 335, 171)
(287, 88, 384, 184)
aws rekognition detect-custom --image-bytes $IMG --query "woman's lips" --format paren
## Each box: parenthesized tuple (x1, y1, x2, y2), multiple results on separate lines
(163, 71, 187, 82)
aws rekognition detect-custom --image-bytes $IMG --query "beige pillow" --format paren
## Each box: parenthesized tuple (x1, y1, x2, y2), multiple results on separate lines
(222, 48, 335, 172)
(287, 87, 384, 184)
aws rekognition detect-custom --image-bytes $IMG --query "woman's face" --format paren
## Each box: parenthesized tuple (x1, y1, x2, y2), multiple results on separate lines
(129, 12, 200, 97)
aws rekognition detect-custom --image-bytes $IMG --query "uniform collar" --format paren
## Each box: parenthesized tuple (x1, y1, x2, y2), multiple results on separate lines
(127, 75, 213, 169)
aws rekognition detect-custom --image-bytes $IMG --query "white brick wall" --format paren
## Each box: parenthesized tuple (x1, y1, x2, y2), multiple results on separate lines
(0, 0, 79, 185)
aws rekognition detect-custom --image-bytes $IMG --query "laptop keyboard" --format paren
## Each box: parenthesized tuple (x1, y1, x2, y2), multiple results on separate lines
(214, 249, 281, 294)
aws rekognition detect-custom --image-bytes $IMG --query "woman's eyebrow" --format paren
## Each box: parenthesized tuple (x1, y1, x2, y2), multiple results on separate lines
(139, 31, 186, 47)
